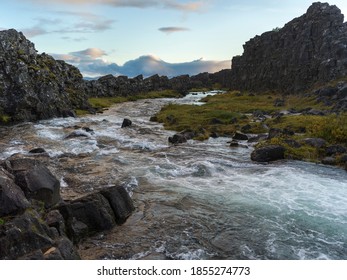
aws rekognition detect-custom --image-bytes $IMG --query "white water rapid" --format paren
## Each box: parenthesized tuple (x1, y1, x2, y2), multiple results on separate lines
(0, 92, 346, 260)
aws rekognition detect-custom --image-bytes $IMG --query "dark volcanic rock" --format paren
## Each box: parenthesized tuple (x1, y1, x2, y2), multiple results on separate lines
(169, 133, 187, 144)
(29, 148, 46, 154)
(121, 118, 132, 128)
(100, 185, 135, 224)
(58, 185, 134, 241)
(5, 158, 61, 208)
(251, 145, 285, 162)
(0, 168, 30, 216)
(66, 193, 116, 234)
(233, 132, 249, 141)
(0, 29, 91, 123)
(230, 3, 347, 93)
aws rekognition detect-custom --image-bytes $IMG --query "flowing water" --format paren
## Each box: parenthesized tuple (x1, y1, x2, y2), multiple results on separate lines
(1, 92, 346, 260)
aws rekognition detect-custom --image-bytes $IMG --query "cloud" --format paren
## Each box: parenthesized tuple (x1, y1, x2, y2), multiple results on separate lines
(20, 26, 49, 37)
(19, 11, 115, 38)
(22, 0, 207, 12)
(159, 27, 190, 34)
(51, 49, 230, 78)
(71, 48, 107, 59)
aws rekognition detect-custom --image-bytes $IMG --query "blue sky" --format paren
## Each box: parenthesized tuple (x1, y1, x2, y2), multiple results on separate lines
(1, 0, 347, 78)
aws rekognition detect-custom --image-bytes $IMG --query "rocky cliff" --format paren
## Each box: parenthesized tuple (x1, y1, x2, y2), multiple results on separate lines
(230, 2, 347, 93)
(0, 29, 91, 123)
(84, 70, 231, 98)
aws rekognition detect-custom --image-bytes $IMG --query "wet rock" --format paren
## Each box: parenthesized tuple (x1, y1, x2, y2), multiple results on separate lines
(210, 132, 219, 138)
(65, 130, 90, 139)
(0, 168, 30, 216)
(229, 141, 239, 147)
(169, 133, 187, 144)
(251, 145, 285, 162)
(100, 185, 135, 224)
(248, 134, 268, 143)
(233, 132, 249, 141)
(57, 187, 134, 243)
(13, 162, 61, 208)
(65, 193, 116, 234)
(169, 130, 195, 144)
(121, 118, 132, 128)
(29, 148, 47, 154)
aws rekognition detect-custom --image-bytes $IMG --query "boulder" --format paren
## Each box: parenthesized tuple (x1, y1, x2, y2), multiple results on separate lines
(0, 208, 81, 260)
(169, 133, 187, 144)
(66, 193, 116, 233)
(100, 185, 135, 224)
(251, 145, 285, 162)
(233, 132, 248, 141)
(29, 148, 47, 154)
(0, 210, 54, 260)
(229, 141, 239, 147)
(0, 168, 30, 216)
(7, 158, 61, 207)
(121, 118, 132, 128)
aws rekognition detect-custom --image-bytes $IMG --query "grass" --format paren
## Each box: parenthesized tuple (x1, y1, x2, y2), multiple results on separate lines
(152, 90, 347, 164)
(88, 90, 181, 111)
(154, 90, 331, 139)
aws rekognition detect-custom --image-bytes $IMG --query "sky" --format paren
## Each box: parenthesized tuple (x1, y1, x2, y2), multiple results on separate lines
(1, 0, 347, 78)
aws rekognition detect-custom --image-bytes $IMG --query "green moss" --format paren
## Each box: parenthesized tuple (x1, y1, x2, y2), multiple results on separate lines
(75, 109, 90, 116)
(88, 90, 180, 110)
(0, 218, 4, 225)
(153, 89, 346, 147)
(266, 137, 322, 162)
(0, 114, 11, 124)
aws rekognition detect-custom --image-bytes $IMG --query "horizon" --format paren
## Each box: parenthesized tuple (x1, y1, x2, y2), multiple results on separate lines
(1, 0, 347, 78)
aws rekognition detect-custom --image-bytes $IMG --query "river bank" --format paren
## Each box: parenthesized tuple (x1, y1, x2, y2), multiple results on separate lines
(1, 92, 346, 259)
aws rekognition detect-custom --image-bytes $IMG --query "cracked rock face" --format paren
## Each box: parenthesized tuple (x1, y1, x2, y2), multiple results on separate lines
(230, 2, 347, 93)
(0, 29, 90, 123)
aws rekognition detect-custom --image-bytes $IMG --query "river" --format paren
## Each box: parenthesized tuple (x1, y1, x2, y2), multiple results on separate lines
(0, 92, 346, 260)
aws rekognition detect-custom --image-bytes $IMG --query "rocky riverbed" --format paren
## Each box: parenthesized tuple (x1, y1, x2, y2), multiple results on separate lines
(1, 93, 346, 260)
